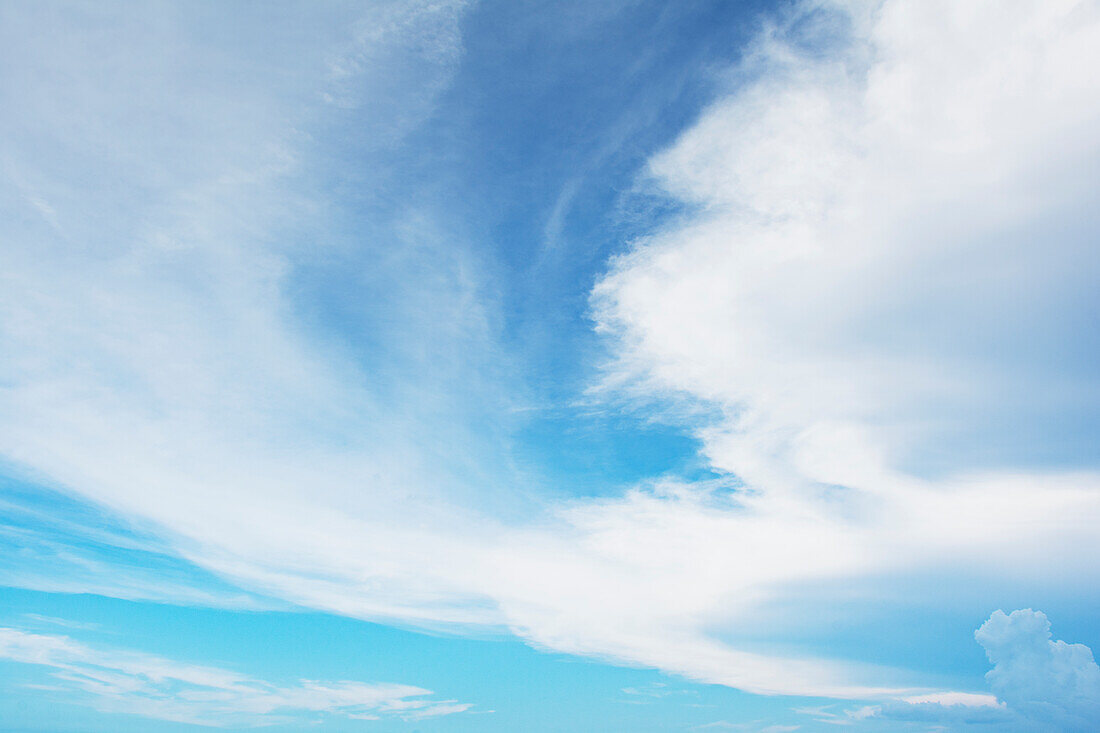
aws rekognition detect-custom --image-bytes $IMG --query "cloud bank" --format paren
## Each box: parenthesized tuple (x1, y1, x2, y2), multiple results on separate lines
(595, 0, 1100, 489)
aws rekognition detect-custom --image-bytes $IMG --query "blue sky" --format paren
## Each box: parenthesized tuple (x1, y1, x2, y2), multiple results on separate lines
(2, 0, 1100, 731)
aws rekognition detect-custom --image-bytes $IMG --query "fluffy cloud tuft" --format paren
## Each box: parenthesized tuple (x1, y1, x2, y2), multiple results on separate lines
(976, 609, 1100, 731)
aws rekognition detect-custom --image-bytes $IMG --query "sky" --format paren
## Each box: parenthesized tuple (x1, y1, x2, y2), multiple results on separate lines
(1, 0, 1099, 731)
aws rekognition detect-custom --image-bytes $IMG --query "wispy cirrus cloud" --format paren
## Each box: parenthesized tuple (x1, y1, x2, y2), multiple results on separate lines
(693, 722, 800, 732)
(0, 626, 472, 727)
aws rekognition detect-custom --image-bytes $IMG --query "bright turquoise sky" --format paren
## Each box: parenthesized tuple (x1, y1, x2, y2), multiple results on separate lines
(2, 1, 1100, 731)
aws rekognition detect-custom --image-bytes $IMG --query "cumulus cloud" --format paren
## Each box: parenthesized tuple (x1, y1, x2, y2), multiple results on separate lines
(975, 609, 1100, 731)
(853, 610, 1100, 730)
(0, 626, 471, 726)
(1, 0, 1100, 708)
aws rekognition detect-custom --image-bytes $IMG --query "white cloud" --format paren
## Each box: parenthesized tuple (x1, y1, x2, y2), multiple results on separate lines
(19, 614, 101, 632)
(900, 692, 1001, 708)
(850, 609, 1100, 729)
(0, 0, 511, 628)
(829, 690, 1009, 727)
(976, 609, 1100, 731)
(850, 700, 1011, 727)
(1, 0, 1100, 709)
(694, 722, 800, 732)
(0, 626, 471, 727)
(581, 0, 1100, 689)
(596, 0, 1100, 491)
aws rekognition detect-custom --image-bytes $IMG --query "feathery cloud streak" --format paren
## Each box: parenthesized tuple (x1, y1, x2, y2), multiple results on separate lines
(0, 626, 470, 726)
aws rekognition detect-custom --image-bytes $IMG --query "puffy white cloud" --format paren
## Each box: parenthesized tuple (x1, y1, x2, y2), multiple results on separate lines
(595, 0, 1100, 491)
(0, 626, 471, 726)
(976, 609, 1100, 731)
(856, 610, 1100, 730)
